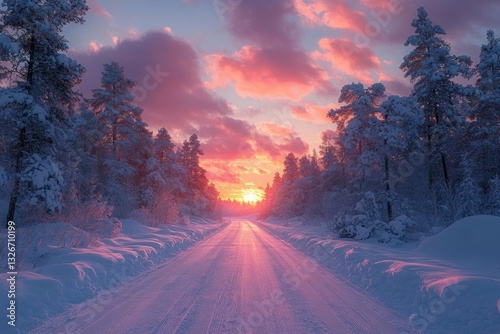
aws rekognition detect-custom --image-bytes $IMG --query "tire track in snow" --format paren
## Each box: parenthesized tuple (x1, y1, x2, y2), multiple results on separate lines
(29, 220, 418, 334)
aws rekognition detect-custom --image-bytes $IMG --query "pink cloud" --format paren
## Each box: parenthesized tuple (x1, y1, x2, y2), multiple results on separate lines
(225, 0, 297, 46)
(207, 0, 335, 100)
(291, 102, 337, 123)
(207, 46, 332, 101)
(198, 116, 309, 160)
(204, 162, 244, 185)
(73, 30, 311, 167)
(72, 30, 232, 131)
(88, 41, 101, 53)
(315, 38, 382, 82)
(294, 0, 498, 62)
(261, 122, 294, 137)
(197, 117, 255, 160)
(253, 132, 309, 158)
(356, 0, 500, 50)
(294, 0, 368, 33)
(87, 0, 113, 20)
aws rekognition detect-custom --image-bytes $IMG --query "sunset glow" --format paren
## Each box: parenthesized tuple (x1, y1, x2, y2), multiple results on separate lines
(243, 192, 260, 204)
(3, 1, 499, 333)
(62, 0, 499, 200)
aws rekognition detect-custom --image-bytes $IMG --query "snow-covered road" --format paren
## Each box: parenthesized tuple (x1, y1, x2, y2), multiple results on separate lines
(30, 219, 416, 334)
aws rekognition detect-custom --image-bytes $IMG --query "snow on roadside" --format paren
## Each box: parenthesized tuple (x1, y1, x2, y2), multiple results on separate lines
(258, 215, 500, 334)
(0, 217, 227, 334)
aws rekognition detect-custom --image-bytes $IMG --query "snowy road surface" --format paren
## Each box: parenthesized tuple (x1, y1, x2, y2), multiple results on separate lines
(30, 219, 416, 334)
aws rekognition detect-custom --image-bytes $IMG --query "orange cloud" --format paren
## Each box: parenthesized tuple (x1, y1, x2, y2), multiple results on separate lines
(261, 122, 294, 137)
(88, 41, 101, 53)
(294, 0, 368, 33)
(314, 38, 382, 82)
(291, 102, 338, 123)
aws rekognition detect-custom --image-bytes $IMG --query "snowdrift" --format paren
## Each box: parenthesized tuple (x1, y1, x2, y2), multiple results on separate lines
(0, 218, 226, 333)
(259, 215, 500, 334)
(416, 215, 500, 266)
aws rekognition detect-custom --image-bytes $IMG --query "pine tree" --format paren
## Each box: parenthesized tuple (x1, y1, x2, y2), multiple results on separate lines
(470, 30, 500, 190)
(400, 7, 473, 189)
(310, 150, 321, 177)
(153, 127, 182, 194)
(87, 62, 151, 216)
(456, 158, 482, 220)
(328, 83, 386, 191)
(379, 95, 423, 220)
(261, 172, 282, 217)
(487, 177, 500, 216)
(71, 104, 101, 203)
(319, 131, 337, 171)
(178, 134, 210, 214)
(299, 155, 312, 178)
(282, 153, 299, 184)
(0, 0, 88, 223)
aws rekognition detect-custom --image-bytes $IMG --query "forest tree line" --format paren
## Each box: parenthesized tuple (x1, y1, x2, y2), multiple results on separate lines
(0, 1, 218, 226)
(261, 8, 500, 242)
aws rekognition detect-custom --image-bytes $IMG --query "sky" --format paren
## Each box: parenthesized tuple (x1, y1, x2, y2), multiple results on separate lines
(64, 0, 500, 201)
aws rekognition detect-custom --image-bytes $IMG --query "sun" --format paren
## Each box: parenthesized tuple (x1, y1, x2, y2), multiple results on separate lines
(242, 188, 263, 203)
(243, 193, 260, 203)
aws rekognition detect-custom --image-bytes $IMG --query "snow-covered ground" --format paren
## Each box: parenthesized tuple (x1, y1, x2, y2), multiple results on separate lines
(0, 218, 226, 333)
(258, 215, 500, 334)
(25, 219, 416, 334)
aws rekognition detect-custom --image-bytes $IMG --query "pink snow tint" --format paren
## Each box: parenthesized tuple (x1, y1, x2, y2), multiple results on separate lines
(258, 215, 500, 333)
(0, 218, 224, 333)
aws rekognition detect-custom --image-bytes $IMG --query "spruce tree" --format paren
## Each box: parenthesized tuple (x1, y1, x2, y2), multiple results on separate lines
(470, 30, 500, 190)
(400, 7, 473, 189)
(0, 0, 88, 223)
(87, 62, 151, 216)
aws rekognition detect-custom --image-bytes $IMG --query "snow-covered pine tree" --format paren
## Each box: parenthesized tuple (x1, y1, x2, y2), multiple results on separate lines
(280, 153, 301, 217)
(0, 0, 88, 223)
(310, 150, 321, 177)
(178, 134, 210, 214)
(319, 130, 337, 171)
(328, 83, 385, 192)
(379, 95, 423, 221)
(487, 176, 500, 216)
(299, 155, 312, 178)
(153, 127, 182, 196)
(455, 158, 482, 220)
(87, 62, 152, 216)
(72, 104, 101, 203)
(470, 30, 500, 191)
(282, 153, 299, 184)
(141, 127, 184, 223)
(155, 128, 176, 166)
(400, 7, 473, 189)
(261, 172, 282, 217)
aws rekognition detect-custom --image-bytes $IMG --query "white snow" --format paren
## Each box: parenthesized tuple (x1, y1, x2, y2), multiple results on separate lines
(0, 218, 226, 333)
(1, 215, 499, 333)
(258, 215, 500, 334)
(24, 220, 416, 334)
(416, 215, 500, 267)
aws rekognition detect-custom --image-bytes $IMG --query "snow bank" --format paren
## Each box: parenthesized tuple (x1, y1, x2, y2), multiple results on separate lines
(0, 218, 226, 333)
(259, 216, 500, 334)
(416, 215, 500, 267)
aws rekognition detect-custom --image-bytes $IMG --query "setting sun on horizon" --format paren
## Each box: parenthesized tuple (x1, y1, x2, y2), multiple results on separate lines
(242, 189, 264, 204)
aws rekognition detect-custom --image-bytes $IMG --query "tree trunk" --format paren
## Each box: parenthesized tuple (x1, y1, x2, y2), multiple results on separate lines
(6, 36, 35, 225)
(385, 155, 393, 222)
(6, 128, 26, 225)
(427, 131, 434, 191)
(441, 152, 450, 188)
